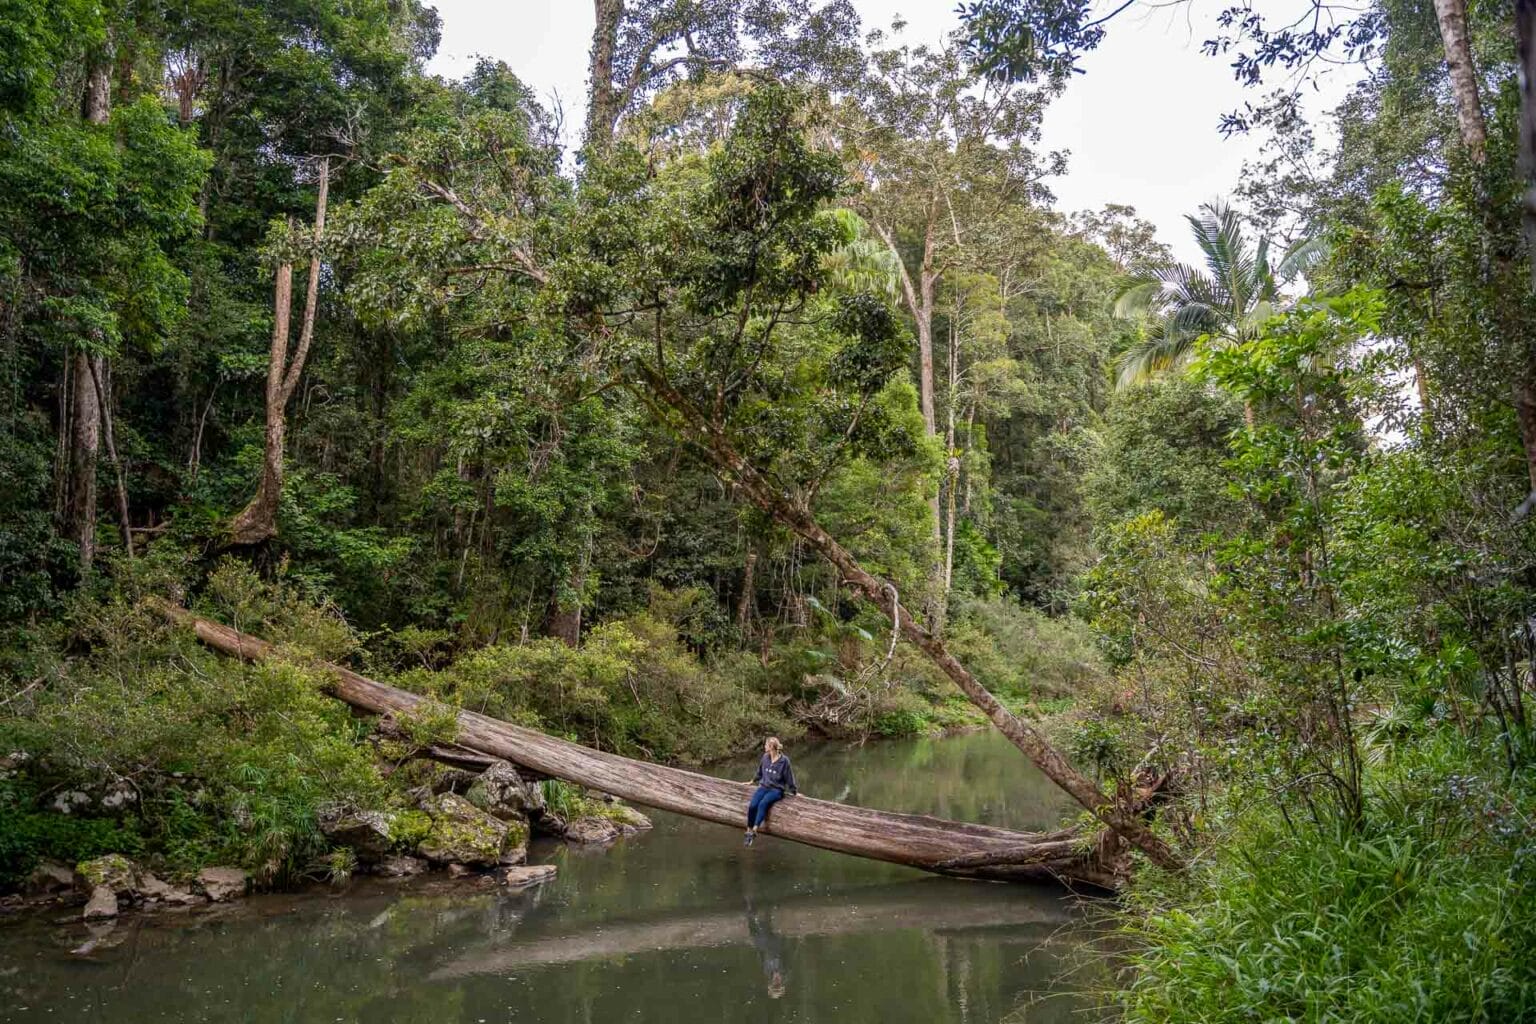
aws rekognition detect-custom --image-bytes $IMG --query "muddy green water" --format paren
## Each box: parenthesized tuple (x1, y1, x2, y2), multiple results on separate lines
(0, 731, 1113, 1023)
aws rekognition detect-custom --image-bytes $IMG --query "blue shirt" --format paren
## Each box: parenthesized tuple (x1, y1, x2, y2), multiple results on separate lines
(754, 753, 797, 794)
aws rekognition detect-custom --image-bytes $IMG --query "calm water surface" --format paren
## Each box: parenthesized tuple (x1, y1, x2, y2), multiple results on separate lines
(0, 731, 1114, 1023)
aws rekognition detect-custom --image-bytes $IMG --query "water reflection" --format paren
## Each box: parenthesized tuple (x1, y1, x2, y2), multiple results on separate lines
(745, 901, 787, 999)
(0, 731, 1112, 1023)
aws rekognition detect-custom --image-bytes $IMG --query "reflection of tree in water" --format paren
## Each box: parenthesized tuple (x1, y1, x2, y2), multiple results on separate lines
(744, 900, 786, 999)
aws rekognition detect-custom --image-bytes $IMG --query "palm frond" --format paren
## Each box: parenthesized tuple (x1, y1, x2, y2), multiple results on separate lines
(1114, 333, 1203, 388)
(1275, 233, 1327, 284)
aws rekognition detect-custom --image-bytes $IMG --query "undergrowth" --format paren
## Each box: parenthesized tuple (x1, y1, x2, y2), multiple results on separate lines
(1119, 733, 1536, 1023)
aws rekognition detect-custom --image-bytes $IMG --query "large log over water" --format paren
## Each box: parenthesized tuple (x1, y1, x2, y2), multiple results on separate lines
(158, 604, 1120, 890)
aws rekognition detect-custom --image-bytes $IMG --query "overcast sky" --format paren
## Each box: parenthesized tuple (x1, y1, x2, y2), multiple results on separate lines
(425, 1, 1362, 264)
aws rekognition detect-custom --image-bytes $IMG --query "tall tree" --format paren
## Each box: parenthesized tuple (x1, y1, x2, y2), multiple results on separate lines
(582, 0, 861, 152)
(63, 48, 112, 569)
(845, 32, 1058, 629)
(228, 157, 329, 545)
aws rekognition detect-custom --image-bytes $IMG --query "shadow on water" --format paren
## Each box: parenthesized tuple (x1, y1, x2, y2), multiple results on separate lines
(0, 731, 1115, 1023)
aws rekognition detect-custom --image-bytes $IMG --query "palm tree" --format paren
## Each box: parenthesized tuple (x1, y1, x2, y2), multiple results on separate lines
(1112, 201, 1321, 388)
(821, 209, 902, 297)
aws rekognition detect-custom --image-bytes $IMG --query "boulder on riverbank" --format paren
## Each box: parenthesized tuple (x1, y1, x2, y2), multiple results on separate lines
(318, 806, 400, 861)
(26, 860, 77, 895)
(196, 867, 250, 902)
(376, 854, 428, 878)
(500, 864, 557, 889)
(139, 873, 199, 906)
(415, 792, 521, 867)
(465, 761, 544, 819)
(77, 854, 139, 895)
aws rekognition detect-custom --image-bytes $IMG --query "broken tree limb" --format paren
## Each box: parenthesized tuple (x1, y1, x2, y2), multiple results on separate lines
(155, 601, 1125, 890)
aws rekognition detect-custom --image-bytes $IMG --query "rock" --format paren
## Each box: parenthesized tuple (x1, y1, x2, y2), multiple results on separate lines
(607, 804, 653, 834)
(77, 854, 139, 895)
(195, 867, 249, 902)
(318, 807, 398, 861)
(375, 855, 427, 878)
(52, 790, 91, 815)
(415, 792, 511, 867)
(446, 863, 473, 879)
(82, 886, 118, 921)
(499, 864, 557, 889)
(139, 873, 199, 906)
(26, 860, 77, 895)
(98, 780, 137, 812)
(465, 761, 545, 819)
(560, 815, 622, 844)
(497, 846, 528, 867)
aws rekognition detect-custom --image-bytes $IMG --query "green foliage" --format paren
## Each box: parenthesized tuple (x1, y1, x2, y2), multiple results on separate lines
(396, 597, 790, 765)
(946, 595, 1106, 700)
(0, 564, 386, 883)
(1122, 738, 1536, 1023)
(1086, 375, 1243, 537)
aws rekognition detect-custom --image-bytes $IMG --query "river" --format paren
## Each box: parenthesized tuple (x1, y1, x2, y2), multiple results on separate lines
(0, 730, 1114, 1023)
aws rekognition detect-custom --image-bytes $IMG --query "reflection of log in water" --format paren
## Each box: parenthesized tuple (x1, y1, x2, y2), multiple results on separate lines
(431, 883, 1076, 977)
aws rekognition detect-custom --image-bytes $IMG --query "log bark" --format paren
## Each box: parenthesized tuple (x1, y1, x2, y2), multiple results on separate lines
(155, 601, 1126, 889)
(631, 365, 1185, 872)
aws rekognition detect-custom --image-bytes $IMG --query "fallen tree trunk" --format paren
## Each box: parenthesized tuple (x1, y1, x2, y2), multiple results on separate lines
(631, 364, 1184, 872)
(157, 602, 1123, 890)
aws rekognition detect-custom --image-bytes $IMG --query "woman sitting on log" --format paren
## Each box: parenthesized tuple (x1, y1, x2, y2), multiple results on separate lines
(745, 736, 797, 846)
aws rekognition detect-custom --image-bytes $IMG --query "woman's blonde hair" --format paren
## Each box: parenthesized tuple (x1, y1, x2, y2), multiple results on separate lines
(765, 736, 783, 754)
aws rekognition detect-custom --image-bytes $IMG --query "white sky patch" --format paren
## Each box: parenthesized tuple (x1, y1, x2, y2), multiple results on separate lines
(425, 1, 1365, 264)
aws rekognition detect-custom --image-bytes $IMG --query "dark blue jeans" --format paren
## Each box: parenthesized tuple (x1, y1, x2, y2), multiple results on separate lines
(747, 785, 784, 829)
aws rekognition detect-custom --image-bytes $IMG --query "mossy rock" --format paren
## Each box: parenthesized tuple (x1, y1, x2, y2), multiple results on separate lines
(415, 793, 508, 867)
(77, 854, 139, 894)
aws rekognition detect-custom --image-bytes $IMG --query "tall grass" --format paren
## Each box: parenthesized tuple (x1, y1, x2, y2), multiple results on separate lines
(1119, 735, 1536, 1022)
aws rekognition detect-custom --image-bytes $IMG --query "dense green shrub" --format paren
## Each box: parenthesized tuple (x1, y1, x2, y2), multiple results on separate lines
(946, 595, 1108, 700)
(396, 604, 793, 764)
(0, 560, 387, 884)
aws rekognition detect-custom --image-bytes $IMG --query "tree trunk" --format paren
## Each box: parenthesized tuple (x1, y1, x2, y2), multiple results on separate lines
(633, 365, 1185, 872)
(87, 360, 133, 558)
(736, 548, 758, 633)
(586, 0, 624, 153)
(1509, 6, 1536, 505)
(157, 601, 1130, 889)
(229, 253, 293, 544)
(230, 158, 329, 545)
(1519, 1, 1536, 291)
(66, 351, 101, 569)
(66, 52, 112, 570)
(1432, 0, 1487, 162)
(943, 337, 959, 596)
